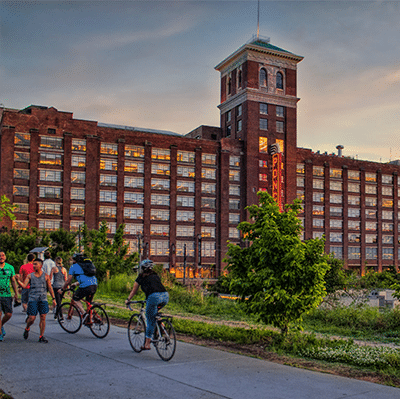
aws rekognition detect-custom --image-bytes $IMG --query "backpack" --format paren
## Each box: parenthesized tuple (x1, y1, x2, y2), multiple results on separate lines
(75, 256, 96, 277)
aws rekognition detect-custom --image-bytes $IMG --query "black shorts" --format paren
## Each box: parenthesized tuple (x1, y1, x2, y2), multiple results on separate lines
(73, 285, 97, 303)
(0, 297, 13, 314)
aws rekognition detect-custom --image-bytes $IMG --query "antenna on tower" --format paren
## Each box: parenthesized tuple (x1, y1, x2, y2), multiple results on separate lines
(257, 0, 260, 39)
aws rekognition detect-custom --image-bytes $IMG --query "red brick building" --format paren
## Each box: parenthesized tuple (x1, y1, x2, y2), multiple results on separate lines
(1, 38, 399, 275)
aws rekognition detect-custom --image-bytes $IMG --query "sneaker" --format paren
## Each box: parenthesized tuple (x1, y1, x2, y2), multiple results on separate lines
(38, 336, 48, 343)
(1, 326, 5, 336)
(23, 329, 29, 340)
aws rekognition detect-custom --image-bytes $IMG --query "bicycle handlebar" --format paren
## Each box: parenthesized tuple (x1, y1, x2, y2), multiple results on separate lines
(126, 300, 146, 312)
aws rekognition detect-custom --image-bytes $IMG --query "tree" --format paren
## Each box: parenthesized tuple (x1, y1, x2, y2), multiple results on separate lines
(0, 195, 17, 222)
(224, 192, 329, 334)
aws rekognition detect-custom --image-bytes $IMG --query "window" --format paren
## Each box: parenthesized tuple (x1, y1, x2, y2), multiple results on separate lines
(330, 181, 342, 191)
(176, 241, 194, 257)
(201, 198, 216, 209)
(365, 172, 376, 182)
(313, 219, 324, 228)
(202, 153, 216, 165)
(202, 183, 216, 194)
(348, 170, 360, 180)
(70, 204, 85, 216)
(229, 185, 240, 196)
(150, 240, 170, 256)
(40, 136, 63, 150)
(348, 220, 360, 230)
(177, 196, 194, 207)
(382, 235, 394, 244)
(259, 119, 268, 130)
(297, 163, 305, 174)
(151, 178, 170, 191)
(150, 225, 169, 237)
(229, 169, 240, 182)
(202, 226, 216, 238)
(176, 211, 194, 222)
(100, 190, 117, 202)
(100, 158, 117, 171)
(382, 211, 393, 220)
(276, 121, 284, 133)
(125, 145, 144, 158)
(124, 192, 144, 204)
(330, 233, 343, 243)
(152, 148, 170, 161)
(14, 152, 30, 163)
(99, 206, 116, 218)
(229, 227, 240, 239)
(125, 161, 144, 174)
(100, 175, 117, 187)
(276, 72, 283, 89)
(348, 233, 361, 243)
(229, 199, 240, 210)
(39, 186, 61, 199)
(177, 151, 195, 163)
(177, 181, 195, 192)
(259, 68, 267, 86)
(40, 152, 62, 165)
(382, 248, 393, 260)
(259, 103, 268, 115)
(365, 185, 377, 194)
(229, 156, 240, 167)
(366, 209, 376, 218)
(313, 179, 324, 189)
(201, 241, 216, 257)
(382, 174, 393, 184)
(202, 168, 216, 180)
(313, 192, 324, 202)
(100, 143, 118, 156)
(15, 203, 29, 214)
(237, 104, 242, 117)
(382, 223, 393, 232)
(348, 196, 360, 206)
(330, 194, 342, 204)
(71, 171, 85, 184)
(237, 69, 242, 89)
(14, 133, 30, 147)
(71, 188, 85, 200)
(297, 190, 305, 202)
(259, 137, 268, 153)
(72, 139, 86, 152)
(70, 221, 84, 232)
(348, 183, 360, 193)
(124, 208, 144, 220)
(151, 194, 170, 206)
(177, 166, 195, 178)
(237, 120, 242, 132)
(12, 220, 28, 230)
(330, 207, 342, 217)
(382, 199, 393, 208)
(365, 197, 377, 207)
(313, 205, 324, 215)
(229, 213, 240, 224)
(201, 212, 215, 223)
(330, 169, 342, 178)
(366, 234, 377, 243)
(348, 247, 361, 260)
(124, 177, 144, 189)
(125, 223, 143, 235)
(14, 169, 29, 180)
(177, 225, 194, 237)
(38, 219, 61, 231)
(72, 155, 86, 167)
(348, 208, 360, 218)
(276, 106, 284, 117)
(365, 222, 377, 231)
(297, 177, 305, 187)
(382, 186, 393, 196)
(366, 247, 378, 260)
(38, 203, 61, 216)
(151, 163, 170, 176)
(313, 231, 324, 239)
(151, 209, 169, 221)
(313, 166, 324, 177)
(330, 246, 343, 259)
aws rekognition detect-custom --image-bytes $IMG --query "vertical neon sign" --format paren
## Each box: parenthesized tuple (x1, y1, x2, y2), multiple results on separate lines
(272, 153, 284, 212)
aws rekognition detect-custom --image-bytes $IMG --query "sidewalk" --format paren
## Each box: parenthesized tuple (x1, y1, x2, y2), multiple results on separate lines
(1, 308, 399, 399)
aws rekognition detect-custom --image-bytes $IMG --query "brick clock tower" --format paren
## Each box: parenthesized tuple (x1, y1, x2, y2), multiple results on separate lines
(215, 37, 303, 212)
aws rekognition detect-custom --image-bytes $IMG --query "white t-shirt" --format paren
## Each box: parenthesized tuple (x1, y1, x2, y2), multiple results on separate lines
(42, 258, 55, 276)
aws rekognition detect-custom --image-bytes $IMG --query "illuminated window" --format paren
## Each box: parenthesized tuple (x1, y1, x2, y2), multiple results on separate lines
(71, 188, 85, 200)
(365, 172, 376, 182)
(260, 160, 268, 168)
(40, 136, 63, 150)
(72, 139, 86, 152)
(202, 153, 216, 165)
(151, 209, 169, 221)
(259, 174, 268, 182)
(38, 203, 61, 216)
(382, 199, 393, 208)
(348, 170, 360, 180)
(151, 163, 170, 176)
(202, 168, 216, 180)
(39, 186, 61, 199)
(177, 225, 195, 237)
(150, 240, 170, 256)
(202, 226, 216, 238)
(99, 206, 116, 218)
(72, 155, 86, 167)
(177, 181, 195, 192)
(151, 224, 169, 237)
(348, 233, 361, 243)
(297, 163, 305, 174)
(313, 192, 324, 202)
(382, 223, 393, 232)
(177, 166, 195, 178)
(313, 166, 324, 177)
(177, 151, 195, 163)
(151, 194, 170, 206)
(176, 211, 194, 222)
(38, 219, 61, 231)
(152, 148, 170, 161)
(14, 133, 30, 147)
(312, 205, 324, 215)
(297, 190, 305, 202)
(124, 208, 144, 220)
(330, 169, 342, 178)
(125, 161, 144, 173)
(201, 212, 215, 223)
(259, 119, 268, 130)
(125, 223, 143, 235)
(100, 158, 117, 171)
(151, 178, 170, 190)
(71, 171, 85, 184)
(99, 174, 117, 187)
(100, 143, 118, 156)
(365, 222, 377, 231)
(124, 192, 144, 204)
(202, 183, 216, 194)
(14, 152, 30, 163)
(100, 190, 117, 202)
(14, 169, 29, 180)
(40, 152, 62, 165)
(177, 196, 194, 207)
(176, 241, 194, 257)
(276, 139, 284, 153)
(229, 169, 240, 182)
(125, 145, 144, 158)
(230, 156, 240, 167)
(125, 177, 144, 189)
(70, 204, 85, 217)
(12, 220, 29, 230)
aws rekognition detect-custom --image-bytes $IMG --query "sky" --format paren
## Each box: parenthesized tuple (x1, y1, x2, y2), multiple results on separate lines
(1, 0, 400, 163)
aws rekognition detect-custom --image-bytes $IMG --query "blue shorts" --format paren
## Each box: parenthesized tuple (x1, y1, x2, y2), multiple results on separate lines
(27, 300, 49, 316)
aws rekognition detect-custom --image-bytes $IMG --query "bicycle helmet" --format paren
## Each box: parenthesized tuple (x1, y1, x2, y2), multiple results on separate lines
(140, 259, 153, 270)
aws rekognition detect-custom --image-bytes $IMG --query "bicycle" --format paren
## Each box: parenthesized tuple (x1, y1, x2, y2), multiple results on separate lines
(127, 300, 176, 361)
(57, 287, 110, 339)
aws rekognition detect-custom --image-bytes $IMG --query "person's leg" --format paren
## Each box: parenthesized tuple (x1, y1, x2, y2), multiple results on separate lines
(144, 293, 162, 349)
(53, 286, 62, 317)
(24, 301, 38, 339)
(39, 314, 46, 336)
(0, 298, 13, 338)
(38, 300, 49, 342)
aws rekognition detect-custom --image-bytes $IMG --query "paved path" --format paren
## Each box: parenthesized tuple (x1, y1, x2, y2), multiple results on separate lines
(1, 309, 399, 399)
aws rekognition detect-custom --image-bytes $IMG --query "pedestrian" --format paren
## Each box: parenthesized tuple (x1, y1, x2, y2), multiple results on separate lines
(42, 251, 55, 278)
(19, 258, 56, 343)
(18, 253, 35, 313)
(0, 251, 19, 342)
(50, 257, 67, 318)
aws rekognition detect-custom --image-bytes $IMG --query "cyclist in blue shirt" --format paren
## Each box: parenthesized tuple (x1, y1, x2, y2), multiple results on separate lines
(58, 254, 97, 317)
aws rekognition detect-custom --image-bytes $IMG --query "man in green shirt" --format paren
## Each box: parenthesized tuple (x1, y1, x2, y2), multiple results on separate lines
(0, 251, 19, 341)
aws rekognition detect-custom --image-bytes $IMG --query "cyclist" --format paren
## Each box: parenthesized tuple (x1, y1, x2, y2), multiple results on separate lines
(125, 259, 169, 350)
(58, 254, 97, 322)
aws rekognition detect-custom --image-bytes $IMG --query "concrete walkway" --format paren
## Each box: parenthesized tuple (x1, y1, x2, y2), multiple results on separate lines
(1, 309, 399, 399)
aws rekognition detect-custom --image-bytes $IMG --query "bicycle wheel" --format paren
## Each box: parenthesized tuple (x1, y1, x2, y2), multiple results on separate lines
(57, 302, 82, 334)
(154, 319, 176, 361)
(128, 314, 146, 352)
(89, 305, 110, 339)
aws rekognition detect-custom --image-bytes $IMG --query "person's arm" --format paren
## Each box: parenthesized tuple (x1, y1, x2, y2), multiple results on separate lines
(50, 267, 57, 282)
(46, 275, 57, 307)
(19, 274, 31, 290)
(59, 275, 73, 294)
(11, 275, 19, 299)
(125, 282, 140, 304)
(62, 267, 68, 281)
